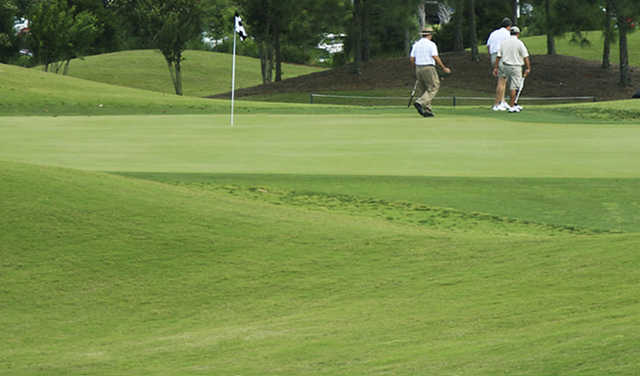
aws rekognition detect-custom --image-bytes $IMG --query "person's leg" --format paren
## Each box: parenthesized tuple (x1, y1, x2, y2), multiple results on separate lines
(413, 69, 428, 116)
(418, 67, 439, 115)
(509, 89, 518, 107)
(497, 60, 508, 106)
(414, 68, 428, 108)
(495, 77, 507, 106)
(506, 66, 522, 112)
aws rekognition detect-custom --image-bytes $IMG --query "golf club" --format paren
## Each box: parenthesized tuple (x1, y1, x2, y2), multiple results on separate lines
(514, 76, 525, 105)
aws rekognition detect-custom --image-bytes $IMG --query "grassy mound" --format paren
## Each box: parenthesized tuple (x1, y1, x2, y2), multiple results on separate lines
(0, 63, 370, 116)
(2, 160, 639, 375)
(522, 30, 640, 67)
(58, 49, 325, 97)
(551, 99, 640, 120)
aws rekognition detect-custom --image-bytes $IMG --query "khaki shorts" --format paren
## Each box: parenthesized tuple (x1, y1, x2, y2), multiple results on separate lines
(491, 53, 506, 76)
(502, 64, 523, 91)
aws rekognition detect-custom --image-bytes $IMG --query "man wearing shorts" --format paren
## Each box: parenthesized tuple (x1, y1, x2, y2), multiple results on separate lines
(493, 26, 531, 113)
(410, 27, 451, 117)
(487, 18, 512, 111)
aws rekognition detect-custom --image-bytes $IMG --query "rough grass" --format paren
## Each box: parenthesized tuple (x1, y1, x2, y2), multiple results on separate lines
(2, 160, 639, 375)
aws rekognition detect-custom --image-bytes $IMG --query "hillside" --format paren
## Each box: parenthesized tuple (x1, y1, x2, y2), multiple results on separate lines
(213, 52, 640, 101)
(3, 160, 639, 375)
(59, 49, 325, 97)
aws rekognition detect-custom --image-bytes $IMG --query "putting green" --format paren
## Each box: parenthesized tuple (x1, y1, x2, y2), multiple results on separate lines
(1, 112, 638, 178)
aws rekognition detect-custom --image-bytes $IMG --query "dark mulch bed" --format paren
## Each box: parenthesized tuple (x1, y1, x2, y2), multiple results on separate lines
(210, 51, 639, 102)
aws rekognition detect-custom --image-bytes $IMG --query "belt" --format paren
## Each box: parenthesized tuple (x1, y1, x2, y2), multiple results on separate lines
(503, 63, 522, 66)
(416, 64, 435, 67)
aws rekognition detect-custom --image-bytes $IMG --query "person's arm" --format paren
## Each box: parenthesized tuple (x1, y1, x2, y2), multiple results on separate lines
(523, 56, 531, 77)
(433, 55, 451, 74)
(410, 56, 416, 69)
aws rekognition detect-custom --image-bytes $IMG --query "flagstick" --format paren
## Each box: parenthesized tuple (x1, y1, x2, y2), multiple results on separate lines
(230, 23, 237, 127)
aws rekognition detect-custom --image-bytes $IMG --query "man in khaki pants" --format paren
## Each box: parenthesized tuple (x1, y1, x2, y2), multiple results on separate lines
(410, 27, 451, 117)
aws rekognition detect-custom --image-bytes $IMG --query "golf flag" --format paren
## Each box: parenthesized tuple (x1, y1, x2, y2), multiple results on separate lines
(230, 12, 247, 126)
(235, 12, 248, 41)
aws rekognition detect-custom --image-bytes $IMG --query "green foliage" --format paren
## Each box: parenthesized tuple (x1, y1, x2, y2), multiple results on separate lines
(26, 0, 99, 72)
(135, 0, 205, 95)
(0, 0, 18, 62)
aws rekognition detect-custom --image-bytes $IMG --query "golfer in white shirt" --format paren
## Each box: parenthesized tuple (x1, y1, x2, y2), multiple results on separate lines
(486, 18, 512, 111)
(410, 27, 451, 117)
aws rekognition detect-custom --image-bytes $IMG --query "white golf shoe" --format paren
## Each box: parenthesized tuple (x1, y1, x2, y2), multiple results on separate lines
(508, 106, 521, 113)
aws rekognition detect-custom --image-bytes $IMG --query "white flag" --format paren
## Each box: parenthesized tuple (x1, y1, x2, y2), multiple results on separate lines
(235, 13, 248, 41)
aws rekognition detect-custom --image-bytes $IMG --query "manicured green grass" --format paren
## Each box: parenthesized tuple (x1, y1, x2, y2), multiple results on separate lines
(522, 30, 640, 66)
(3, 64, 640, 375)
(2, 112, 638, 177)
(2, 160, 639, 375)
(2, 111, 640, 233)
(0, 63, 374, 116)
(49, 49, 325, 97)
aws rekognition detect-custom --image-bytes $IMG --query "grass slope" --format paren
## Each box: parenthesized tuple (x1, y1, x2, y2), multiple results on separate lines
(2, 160, 639, 375)
(522, 30, 640, 67)
(60, 50, 325, 97)
(0, 63, 364, 116)
(121, 173, 640, 234)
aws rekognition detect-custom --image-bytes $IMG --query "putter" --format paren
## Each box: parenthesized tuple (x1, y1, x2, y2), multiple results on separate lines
(514, 76, 525, 105)
(407, 80, 418, 107)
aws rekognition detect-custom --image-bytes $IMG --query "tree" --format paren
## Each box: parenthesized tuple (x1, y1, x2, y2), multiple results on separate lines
(237, 0, 346, 82)
(0, 0, 18, 63)
(136, 0, 205, 95)
(468, 0, 478, 61)
(346, 0, 422, 71)
(452, 0, 464, 51)
(27, 0, 99, 73)
(602, 0, 614, 69)
(612, 0, 639, 86)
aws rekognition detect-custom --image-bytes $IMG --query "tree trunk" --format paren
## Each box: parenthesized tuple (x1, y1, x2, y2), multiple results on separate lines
(417, 2, 425, 30)
(352, 0, 362, 74)
(361, 0, 370, 63)
(405, 28, 410, 57)
(618, 14, 631, 86)
(602, 1, 612, 69)
(512, 0, 518, 25)
(175, 59, 183, 96)
(274, 22, 282, 82)
(453, 0, 464, 51)
(545, 0, 556, 55)
(167, 61, 178, 94)
(468, 0, 479, 62)
(260, 41, 273, 83)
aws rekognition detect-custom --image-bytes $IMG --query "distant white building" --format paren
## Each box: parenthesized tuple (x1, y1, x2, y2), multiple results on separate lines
(14, 18, 29, 34)
(318, 33, 346, 54)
